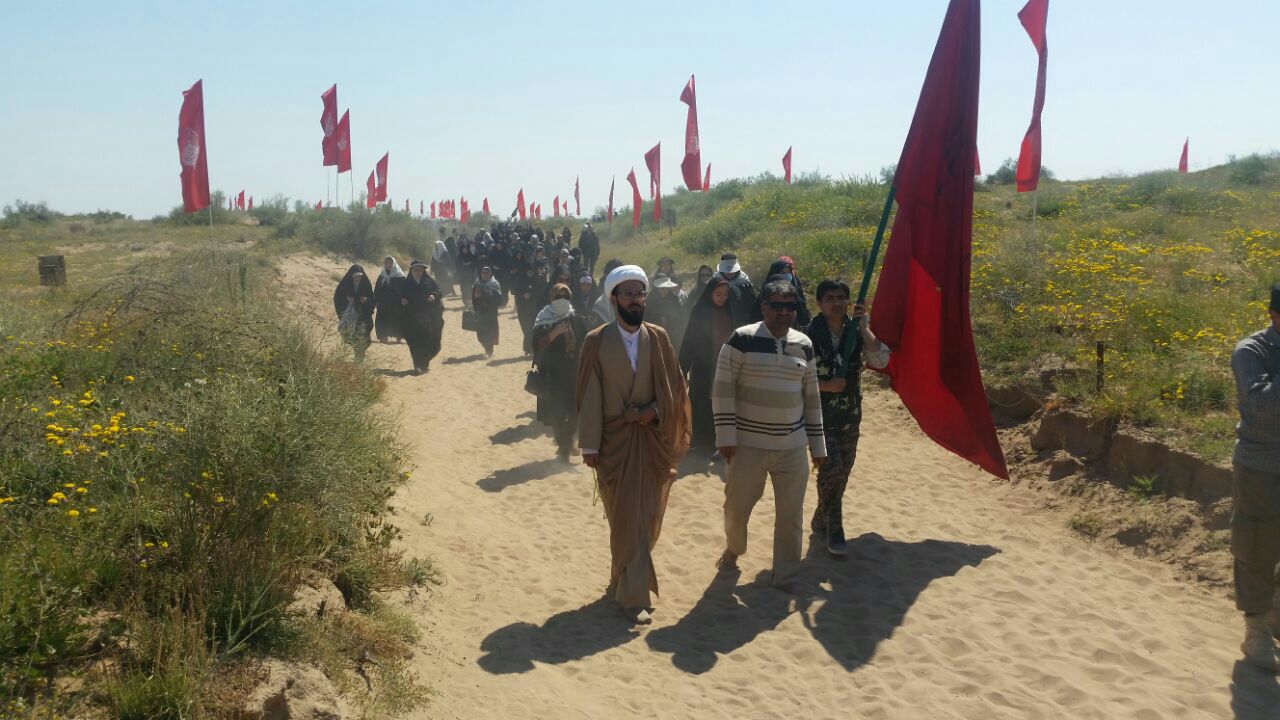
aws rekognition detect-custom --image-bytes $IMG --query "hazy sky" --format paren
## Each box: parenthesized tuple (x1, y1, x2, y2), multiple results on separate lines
(2, 1, 1275, 218)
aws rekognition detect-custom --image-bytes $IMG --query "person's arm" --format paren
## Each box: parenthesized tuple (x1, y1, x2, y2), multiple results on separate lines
(711, 333, 741, 456)
(860, 326, 891, 370)
(1233, 342, 1280, 421)
(579, 357, 604, 462)
(803, 352, 827, 462)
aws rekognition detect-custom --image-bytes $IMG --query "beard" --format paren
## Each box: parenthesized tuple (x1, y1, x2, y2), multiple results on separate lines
(616, 303, 645, 326)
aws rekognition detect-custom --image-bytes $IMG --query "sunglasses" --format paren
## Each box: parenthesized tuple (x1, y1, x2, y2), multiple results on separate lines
(768, 301, 800, 312)
(616, 290, 648, 300)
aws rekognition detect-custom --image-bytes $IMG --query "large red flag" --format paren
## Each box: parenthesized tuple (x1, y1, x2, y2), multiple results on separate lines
(644, 143, 661, 223)
(366, 172, 376, 208)
(870, 0, 1007, 479)
(177, 80, 210, 213)
(553, 194, 560, 217)
(607, 176, 615, 224)
(534, 203, 541, 220)
(703, 163, 711, 192)
(517, 189, 526, 220)
(482, 197, 490, 215)
(236, 190, 245, 210)
(334, 110, 351, 173)
(374, 153, 389, 201)
(1178, 138, 1189, 173)
(679, 74, 702, 191)
(626, 169, 642, 230)
(1015, 0, 1049, 193)
(320, 84, 339, 166)
(782, 146, 793, 184)
(574, 176, 580, 216)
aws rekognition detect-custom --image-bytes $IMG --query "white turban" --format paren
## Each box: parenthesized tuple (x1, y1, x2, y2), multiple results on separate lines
(603, 265, 648, 299)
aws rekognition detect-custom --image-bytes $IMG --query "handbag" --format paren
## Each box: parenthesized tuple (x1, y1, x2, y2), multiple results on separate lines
(461, 308, 478, 331)
(524, 360, 545, 397)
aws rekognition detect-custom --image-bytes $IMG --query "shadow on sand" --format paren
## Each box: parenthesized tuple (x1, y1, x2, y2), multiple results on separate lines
(488, 355, 532, 367)
(476, 457, 570, 492)
(645, 532, 999, 674)
(490, 421, 551, 445)
(1230, 659, 1280, 719)
(443, 353, 487, 365)
(372, 368, 417, 378)
(477, 597, 640, 674)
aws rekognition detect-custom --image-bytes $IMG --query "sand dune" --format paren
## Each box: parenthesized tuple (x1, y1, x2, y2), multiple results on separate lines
(282, 255, 1278, 720)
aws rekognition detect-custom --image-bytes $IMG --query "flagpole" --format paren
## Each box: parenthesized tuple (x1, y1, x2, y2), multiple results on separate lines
(841, 185, 896, 374)
(208, 205, 214, 242)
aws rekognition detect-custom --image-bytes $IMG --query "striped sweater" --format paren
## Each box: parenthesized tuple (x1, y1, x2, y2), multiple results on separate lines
(712, 322, 826, 456)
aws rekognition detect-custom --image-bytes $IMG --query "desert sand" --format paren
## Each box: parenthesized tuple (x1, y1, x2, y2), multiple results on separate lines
(283, 255, 1277, 719)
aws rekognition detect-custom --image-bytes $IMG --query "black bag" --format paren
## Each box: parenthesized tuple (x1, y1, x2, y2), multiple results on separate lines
(461, 308, 478, 331)
(524, 360, 545, 397)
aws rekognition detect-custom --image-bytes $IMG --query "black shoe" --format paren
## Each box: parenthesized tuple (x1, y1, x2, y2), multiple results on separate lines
(810, 514, 826, 535)
(826, 527, 848, 557)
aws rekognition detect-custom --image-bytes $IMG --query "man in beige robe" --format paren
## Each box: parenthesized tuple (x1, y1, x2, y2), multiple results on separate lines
(577, 265, 691, 624)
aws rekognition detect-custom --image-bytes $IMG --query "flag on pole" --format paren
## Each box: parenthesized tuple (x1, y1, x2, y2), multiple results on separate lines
(430, 201, 436, 218)
(1015, 0, 1049, 193)
(703, 163, 711, 192)
(782, 146, 793, 184)
(607, 176, 615, 225)
(1178, 138, 1189, 173)
(626, 168, 642, 230)
(644, 143, 661, 223)
(679, 74, 702, 191)
(236, 191, 245, 210)
(482, 197, 490, 215)
(366, 172, 376, 208)
(320, 84, 339, 166)
(870, 0, 1007, 479)
(177, 79, 210, 213)
(574, 176, 580, 215)
(248, 196, 253, 210)
(517, 189, 526, 220)
(374, 153, 389, 201)
(553, 194, 560, 217)
(334, 110, 351, 173)
(461, 198, 470, 224)
(315, 200, 322, 210)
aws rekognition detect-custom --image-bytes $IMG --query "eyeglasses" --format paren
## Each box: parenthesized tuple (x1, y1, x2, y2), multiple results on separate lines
(768, 301, 800, 312)
(616, 290, 648, 300)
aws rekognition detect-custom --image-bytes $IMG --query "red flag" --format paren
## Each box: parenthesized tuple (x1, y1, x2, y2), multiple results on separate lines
(315, 200, 322, 211)
(517, 189, 526, 220)
(461, 198, 470, 224)
(534, 203, 541, 220)
(236, 190, 245, 210)
(366, 172, 376, 208)
(782, 146, 793, 184)
(562, 200, 568, 216)
(334, 110, 351, 173)
(679, 74, 702, 191)
(430, 201, 436, 218)
(974, 149, 982, 175)
(607, 176, 615, 225)
(703, 163, 711, 192)
(374, 153, 389, 201)
(1015, 0, 1049, 193)
(1178, 138, 1189, 173)
(553, 195, 559, 217)
(574, 176, 580, 216)
(482, 197, 490, 215)
(871, 0, 1007, 479)
(644, 143, 661, 223)
(320, 84, 339, 166)
(248, 196, 253, 210)
(626, 168, 642, 230)
(177, 80, 210, 213)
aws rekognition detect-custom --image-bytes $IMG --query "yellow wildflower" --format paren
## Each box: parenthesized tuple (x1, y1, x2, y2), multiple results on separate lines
(66, 509, 80, 518)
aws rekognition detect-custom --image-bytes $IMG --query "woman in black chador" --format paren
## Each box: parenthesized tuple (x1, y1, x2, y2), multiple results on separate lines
(334, 265, 375, 362)
(470, 266, 503, 358)
(532, 283, 586, 462)
(680, 276, 735, 455)
(398, 260, 444, 374)
(373, 256, 405, 343)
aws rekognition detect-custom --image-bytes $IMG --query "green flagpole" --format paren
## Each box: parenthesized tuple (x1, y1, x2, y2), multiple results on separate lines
(838, 185, 897, 377)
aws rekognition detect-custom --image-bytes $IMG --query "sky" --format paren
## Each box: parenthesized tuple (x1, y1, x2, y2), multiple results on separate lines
(1, 0, 1276, 219)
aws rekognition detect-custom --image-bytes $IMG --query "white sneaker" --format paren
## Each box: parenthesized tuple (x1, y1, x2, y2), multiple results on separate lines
(1242, 615, 1279, 672)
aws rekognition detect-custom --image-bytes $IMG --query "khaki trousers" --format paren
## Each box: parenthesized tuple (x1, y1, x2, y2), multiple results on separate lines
(724, 445, 810, 584)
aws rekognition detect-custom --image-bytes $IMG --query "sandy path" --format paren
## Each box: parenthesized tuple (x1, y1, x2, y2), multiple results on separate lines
(282, 254, 1277, 720)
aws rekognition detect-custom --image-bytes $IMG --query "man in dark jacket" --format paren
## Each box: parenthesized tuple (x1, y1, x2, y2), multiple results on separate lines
(578, 222, 601, 276)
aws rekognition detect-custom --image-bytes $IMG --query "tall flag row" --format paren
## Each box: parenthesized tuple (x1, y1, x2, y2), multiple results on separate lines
(321, 85, 352, 174)
(177, 80, 210, 213)
(1015, 0, 1049, 192)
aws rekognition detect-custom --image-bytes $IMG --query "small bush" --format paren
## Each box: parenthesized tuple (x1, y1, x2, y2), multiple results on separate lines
(1228, 154, 1268, 186)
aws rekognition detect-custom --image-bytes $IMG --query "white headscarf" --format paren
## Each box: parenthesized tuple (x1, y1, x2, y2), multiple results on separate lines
(602, 265, 648, 299)
(377, 256, 406, 285)
(534, 298, 575, 328)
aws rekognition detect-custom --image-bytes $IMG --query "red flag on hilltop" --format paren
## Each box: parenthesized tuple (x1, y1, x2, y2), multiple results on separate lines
(315, 200, 322, 211)
(462, 198, 470, 224)
(517, 189, 526, 220)
(236, 190, 245, 210)
(320, 84, 339, 166)
(534, 203, 541, 220)
(366, 172, 376, 208)
(679, 74, 702, 191)
(607, 176, 615, 225)
(562, 200, 568, 216)
(703, 164, 711, 192)
(626, 168, 642, 230)
(374, 153, 389, 201)
(482, 197, 490, 215)
(177, 79, 210, 213)
(782, 146, 793, 184)
(644, 143, 661, 223)
(871, 0, 1008, 479)
(430, 201, 436, 218)
(574, 176, 580, 216)
(1015, 0, 1049, 193)
(248, 196, 253, 210)
(553, 194, 560, 217)
(1178, 138, 1189, 173)
(334, 110, 351, 173)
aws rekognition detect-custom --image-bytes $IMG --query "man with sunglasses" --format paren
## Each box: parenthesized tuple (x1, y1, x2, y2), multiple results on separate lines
(712, 279, 826, 589)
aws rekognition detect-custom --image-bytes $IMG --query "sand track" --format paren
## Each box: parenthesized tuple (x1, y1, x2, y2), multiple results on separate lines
(282, 254, 1277, 719)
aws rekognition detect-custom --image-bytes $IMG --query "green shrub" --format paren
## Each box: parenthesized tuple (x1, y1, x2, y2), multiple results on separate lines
(1228, 154, 1269, 186)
